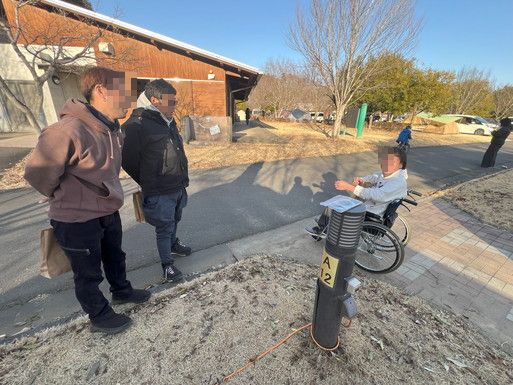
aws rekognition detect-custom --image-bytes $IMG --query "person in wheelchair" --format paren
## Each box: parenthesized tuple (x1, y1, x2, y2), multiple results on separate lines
(307, 146, 408, 237)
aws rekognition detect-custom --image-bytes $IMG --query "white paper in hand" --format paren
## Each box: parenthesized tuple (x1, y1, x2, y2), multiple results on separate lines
(320, 195, 362, 213)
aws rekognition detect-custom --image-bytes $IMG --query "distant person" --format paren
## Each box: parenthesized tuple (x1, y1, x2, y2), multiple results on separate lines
(396, 125, 412, 150)
(24, 67, 151, 335)
(481, 117, 512, 168)
(245, 107, 251, 126)
(122, 79, 191, 283)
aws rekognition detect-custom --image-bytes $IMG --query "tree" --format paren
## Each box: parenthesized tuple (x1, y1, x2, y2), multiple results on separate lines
(248, 59, 310, 118)
(289, 0, 420, 138)
(450, 67, 494, 116)
(404, 68, 453, 117)
(493, 85, 513, 120)
(0, 0, 135, 132)
(357, 54, 453, 119)
(359, 54, 416, 116)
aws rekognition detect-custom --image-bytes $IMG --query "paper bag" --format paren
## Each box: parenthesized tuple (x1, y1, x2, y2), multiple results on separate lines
(40, 228, 71, 278)
(133, 191, 145, 223)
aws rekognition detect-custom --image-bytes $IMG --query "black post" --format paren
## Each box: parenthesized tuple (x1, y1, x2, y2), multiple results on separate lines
(311, 204, 366, 350)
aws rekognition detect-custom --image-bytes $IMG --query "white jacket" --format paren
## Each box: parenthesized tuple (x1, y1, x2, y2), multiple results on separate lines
(353, 169, 408, 216)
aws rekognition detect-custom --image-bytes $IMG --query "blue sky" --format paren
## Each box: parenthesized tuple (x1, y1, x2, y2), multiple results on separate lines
(95, 0, 513, 85)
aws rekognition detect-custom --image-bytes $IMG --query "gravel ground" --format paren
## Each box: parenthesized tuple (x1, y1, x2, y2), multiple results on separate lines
(445, 169, 513, 232)
(1, 255, 511, 385)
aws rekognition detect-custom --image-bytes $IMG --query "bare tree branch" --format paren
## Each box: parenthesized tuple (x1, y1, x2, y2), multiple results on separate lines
(494, 85, 513, 120)
(289, 0, 421, 138)
(450, 67, 493, 114)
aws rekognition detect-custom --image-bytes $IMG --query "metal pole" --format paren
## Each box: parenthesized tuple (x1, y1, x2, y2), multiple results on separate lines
(311, 204, 366, 350)
(356, 103, 368, 138)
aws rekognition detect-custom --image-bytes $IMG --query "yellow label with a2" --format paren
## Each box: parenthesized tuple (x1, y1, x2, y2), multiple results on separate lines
(319, 250, 338, 288)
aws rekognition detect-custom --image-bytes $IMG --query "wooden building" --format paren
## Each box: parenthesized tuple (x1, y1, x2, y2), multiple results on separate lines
(0, 0, 261, 133)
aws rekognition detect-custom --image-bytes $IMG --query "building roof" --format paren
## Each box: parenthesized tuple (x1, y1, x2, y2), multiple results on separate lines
(39, 0, 262, 75)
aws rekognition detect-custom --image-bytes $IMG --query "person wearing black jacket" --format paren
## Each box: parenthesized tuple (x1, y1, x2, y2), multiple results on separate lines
(122, 79, 191, 282)
(481, 117, 512, 168)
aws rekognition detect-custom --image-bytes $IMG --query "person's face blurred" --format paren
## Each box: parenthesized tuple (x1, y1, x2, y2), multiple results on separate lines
(151, 93, 177, 119)
(379, 153, 401, 175)
(92, 76, 136, 120)
(105, 76, 135, 119)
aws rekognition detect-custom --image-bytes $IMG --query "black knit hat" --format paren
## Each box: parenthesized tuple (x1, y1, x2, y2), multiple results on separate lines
(500, 117, 512, 128)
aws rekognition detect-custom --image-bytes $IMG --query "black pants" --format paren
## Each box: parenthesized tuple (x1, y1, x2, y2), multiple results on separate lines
(481, 141, 504, 168)
(317, 208, 331, 228)
(51, 212, 132, 320)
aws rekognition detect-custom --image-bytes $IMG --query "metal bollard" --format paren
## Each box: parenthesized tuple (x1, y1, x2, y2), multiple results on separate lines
(311, 204, 366, 350)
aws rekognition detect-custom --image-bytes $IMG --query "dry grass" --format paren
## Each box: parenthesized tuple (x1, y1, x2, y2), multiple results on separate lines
(0, 255, 511, 385)
(0, 151, 32, 190)
(0, 121, 491, 190)
(186, 120, 490, 170)
(0, 152, 131, 190)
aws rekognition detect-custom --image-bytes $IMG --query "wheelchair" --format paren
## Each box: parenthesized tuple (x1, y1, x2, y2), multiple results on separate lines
(307, 190, 422, 274)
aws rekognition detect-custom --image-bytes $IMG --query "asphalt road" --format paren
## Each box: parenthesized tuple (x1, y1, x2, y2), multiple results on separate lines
(1, 141, 512, 312)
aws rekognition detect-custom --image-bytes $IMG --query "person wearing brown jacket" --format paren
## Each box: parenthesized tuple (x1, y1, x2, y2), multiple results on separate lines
(24, 67, 150, 334)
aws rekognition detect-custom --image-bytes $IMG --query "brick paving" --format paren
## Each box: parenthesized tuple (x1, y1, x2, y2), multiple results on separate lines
(386, 197, 513, 347)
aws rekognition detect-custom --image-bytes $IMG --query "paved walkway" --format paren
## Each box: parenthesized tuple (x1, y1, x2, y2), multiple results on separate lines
(0, 133, 37, 175)
(388, 198, 513, 347)
(0, 133, 37, 148)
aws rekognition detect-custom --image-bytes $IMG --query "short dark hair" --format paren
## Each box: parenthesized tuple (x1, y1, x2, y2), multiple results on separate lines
(379, 146, 407, 169)
(80, 66, 125, 103)
(144, 79, 176, 100)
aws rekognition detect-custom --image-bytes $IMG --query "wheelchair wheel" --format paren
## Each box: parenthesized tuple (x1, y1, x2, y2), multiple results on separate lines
(390, 215, 410, 246)
(355, 222, 404, 274)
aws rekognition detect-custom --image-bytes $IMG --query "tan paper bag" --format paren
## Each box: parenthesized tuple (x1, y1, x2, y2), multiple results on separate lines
(133, 191, 145, 223)
(40, 228, 71, 278)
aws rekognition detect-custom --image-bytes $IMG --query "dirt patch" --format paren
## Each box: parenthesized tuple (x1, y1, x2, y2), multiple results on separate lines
(1, 256, 511, 385)
(444, 169, 513, 232)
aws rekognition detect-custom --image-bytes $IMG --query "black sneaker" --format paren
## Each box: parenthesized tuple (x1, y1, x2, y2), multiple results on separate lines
(171, 238, 192, 257)
(112, 288, 151, 305)
(90, 309, 132, 335)
(305, 225, 326, 240)
(163, 264, 183, 282)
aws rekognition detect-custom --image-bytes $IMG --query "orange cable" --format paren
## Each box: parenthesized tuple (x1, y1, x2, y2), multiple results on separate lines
(222, 323, 312, 383)
(309, 327, 340, 352)
(220, 318, 351, 383)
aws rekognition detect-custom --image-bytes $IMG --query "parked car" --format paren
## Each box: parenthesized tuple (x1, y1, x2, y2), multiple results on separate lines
(484, 117, 499, 126)
(446, 114, 497, 135)
(251, 109, 265, 117)
(310, 111, 324, 123)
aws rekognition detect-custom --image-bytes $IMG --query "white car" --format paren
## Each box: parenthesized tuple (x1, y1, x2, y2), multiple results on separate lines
(310, 112, 324, 123)
(446, 114, 497, 135)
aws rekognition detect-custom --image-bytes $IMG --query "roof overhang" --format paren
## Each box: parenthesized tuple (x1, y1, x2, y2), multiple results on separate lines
(37, 0, 262, 77)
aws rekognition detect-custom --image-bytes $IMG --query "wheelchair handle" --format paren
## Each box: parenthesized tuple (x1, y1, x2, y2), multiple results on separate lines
(408, 190, 422, 197)
(402, 198, 418, 206)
